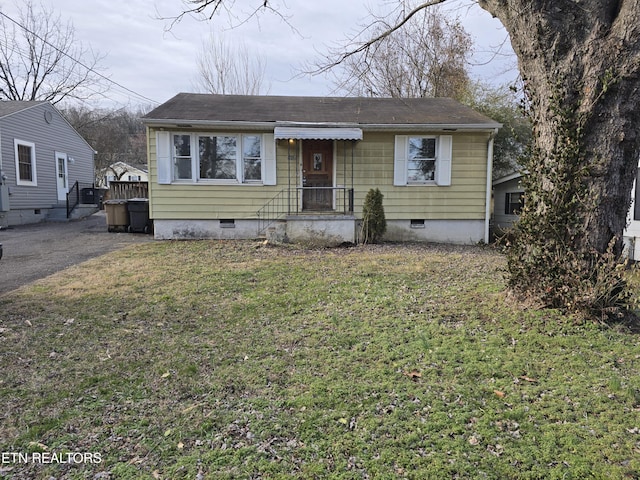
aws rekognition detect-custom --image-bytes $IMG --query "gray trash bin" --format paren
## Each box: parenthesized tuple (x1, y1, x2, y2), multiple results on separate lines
(127, 198, 151, 234)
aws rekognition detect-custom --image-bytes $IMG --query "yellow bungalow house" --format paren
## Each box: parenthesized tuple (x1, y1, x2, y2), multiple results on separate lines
(143, 94, 501, 245)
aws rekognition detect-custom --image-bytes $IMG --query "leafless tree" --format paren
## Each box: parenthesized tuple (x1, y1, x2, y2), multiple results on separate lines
(63, 107, 148, 186)
(193, 31, 270, 95)
(464, 82, 531, 179)
(330, 8, 472, 100)
(0, 1, 107, 104)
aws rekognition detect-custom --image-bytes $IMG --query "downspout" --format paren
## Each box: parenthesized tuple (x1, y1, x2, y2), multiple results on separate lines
(0, 127, 3, 180)
(287, 138, 291, 214)
(484, 129, 498, 244)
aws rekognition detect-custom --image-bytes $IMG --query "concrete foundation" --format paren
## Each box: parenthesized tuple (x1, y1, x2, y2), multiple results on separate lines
(384, 219, 485, 245)
(153, 219, 261, 240)
(285, 215, 356, 246)
(153, 217, 484, 246)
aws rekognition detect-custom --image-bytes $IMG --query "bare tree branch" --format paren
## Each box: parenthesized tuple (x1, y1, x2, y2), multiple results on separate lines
(0, 1, 108, 104)
(308, 0, 450, 76)
(162, 0, 300, 37)
(192, 30, 271, 95)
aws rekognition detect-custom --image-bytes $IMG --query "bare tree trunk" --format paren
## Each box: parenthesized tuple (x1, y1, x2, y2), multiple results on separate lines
(477, 0, 640, 315)
(479, 0, 640, 255)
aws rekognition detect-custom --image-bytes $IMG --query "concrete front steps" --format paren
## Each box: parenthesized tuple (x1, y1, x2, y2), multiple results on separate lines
(47, 203, 99, 222)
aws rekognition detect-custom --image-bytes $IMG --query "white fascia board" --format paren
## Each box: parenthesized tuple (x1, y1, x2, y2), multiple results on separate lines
(493, 171, 525, 186)
(363, 123, 503, 132)
(142, 119, 276, 131)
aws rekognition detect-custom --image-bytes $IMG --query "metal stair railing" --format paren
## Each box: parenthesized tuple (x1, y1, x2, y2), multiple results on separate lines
(66, 181, 96, 218)
(66, 181, 80, 218)
(256, 189, 295, 235)
(257, 187, 355, 235)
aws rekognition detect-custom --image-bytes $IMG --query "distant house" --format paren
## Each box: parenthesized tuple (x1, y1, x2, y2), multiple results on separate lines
(0, 101, 95, 227)
(98, 161, 149, 187)
(493, 170, 640, 260)
(492, 172, 525, 234)
(143, 94, 501, 245)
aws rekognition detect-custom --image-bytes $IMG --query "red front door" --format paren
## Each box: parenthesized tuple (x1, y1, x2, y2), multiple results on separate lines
(302, 140, 333, 211)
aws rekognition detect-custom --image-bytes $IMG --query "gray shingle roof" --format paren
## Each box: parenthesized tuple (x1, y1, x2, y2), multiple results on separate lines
(143, 93, 500, 127)
(0, 101, 47, 118)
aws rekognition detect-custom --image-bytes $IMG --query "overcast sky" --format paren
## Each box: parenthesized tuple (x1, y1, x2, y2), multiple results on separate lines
(0, 0, 517, 110)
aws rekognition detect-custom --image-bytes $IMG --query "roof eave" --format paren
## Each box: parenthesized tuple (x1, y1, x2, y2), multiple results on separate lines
(142, 119, 275, 130)
(364, 123, 503, 132)
(143, 118, 503, 132)
(493, 171, 524, 186)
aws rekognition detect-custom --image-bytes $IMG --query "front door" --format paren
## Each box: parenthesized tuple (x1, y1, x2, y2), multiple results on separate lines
(55, 152, 68, 202)
(302, 140, 333, 211)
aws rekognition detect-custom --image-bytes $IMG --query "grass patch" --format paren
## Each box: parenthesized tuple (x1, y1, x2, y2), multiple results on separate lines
(1, 241, 639, 479)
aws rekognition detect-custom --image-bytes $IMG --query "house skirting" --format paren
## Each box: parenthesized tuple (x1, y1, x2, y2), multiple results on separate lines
(154, 217, 484, 246)
(5, 208, 48, 226)
(283, 215, 356, 246)
(153, 219, 261, 240)
(153, 217, 357, 246)
(384, 219, 485, 245)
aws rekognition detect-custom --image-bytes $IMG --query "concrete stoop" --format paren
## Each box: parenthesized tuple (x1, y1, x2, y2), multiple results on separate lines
(47, 204, 99, 222)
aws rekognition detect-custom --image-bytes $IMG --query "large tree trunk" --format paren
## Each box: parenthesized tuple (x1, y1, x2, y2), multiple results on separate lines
(478, 0, 640, 314)
(480, 0, 640, 253)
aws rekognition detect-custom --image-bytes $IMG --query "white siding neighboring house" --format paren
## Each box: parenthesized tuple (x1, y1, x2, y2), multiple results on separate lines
(98, 161, 148, 187)
(0, 101, 95, 227)
(492, 172, 525, 235)
(493, 170, 640, 260)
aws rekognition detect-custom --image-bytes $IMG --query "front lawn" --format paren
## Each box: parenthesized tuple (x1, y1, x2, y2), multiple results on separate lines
(1, 241, 639, 479)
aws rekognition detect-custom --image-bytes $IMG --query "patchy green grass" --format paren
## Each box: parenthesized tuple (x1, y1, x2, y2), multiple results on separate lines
(1, 241, 640, 479)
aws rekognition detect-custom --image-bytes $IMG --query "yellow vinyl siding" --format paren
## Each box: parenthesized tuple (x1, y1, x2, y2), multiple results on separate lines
(148, 128, 490, 221)
(336, 132, 489, 220)
(148, 128, 293, 220)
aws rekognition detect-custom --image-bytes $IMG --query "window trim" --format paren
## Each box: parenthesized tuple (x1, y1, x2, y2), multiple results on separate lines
(14, 139, 37, 186)
(196, 134, 239, 182)
(394, 134, 452, 187)
(241, 134, 263, 184)
(407, 136, 438, 184)
(505, 191, 524, 215)
(164, 132, 269, 185)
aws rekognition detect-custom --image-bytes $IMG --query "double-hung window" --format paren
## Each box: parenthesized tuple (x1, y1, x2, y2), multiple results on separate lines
(505, 192, 524, 215)
(407, 137, 437, 183)
(242, 135, 262, 182)
(394, 135, 452, 186)
(14, 139, 37, 186)
(173, 134, 192, 180)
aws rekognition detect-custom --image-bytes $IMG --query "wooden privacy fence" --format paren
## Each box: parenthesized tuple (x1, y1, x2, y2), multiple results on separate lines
(109, 181, 149, 200)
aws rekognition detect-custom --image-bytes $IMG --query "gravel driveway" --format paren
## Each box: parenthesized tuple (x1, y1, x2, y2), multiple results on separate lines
(0, 211, 154, 296)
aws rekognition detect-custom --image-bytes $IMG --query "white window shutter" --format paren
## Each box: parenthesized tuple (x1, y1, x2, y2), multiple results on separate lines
(262, 133, 276, 185)
(394, 135, 408, 186)
(436, 135, 452, 186)
(156, 131, 172, 184)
